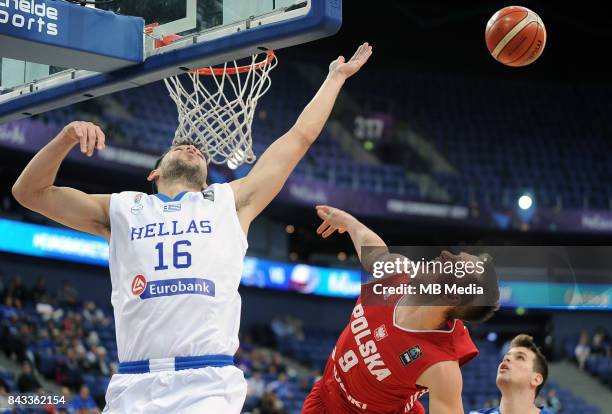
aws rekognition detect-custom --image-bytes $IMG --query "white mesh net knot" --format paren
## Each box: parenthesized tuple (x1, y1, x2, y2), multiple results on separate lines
(164, 51, 277, 167)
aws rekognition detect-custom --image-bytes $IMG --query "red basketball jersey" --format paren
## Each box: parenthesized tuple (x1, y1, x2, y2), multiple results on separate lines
(308, 274, 478, 413)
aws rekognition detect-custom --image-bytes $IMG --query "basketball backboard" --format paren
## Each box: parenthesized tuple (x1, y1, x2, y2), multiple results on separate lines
(0, 0, 341, 123)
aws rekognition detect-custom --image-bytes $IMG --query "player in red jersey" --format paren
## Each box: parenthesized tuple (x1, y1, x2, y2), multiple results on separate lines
(303, 206, 500, 414)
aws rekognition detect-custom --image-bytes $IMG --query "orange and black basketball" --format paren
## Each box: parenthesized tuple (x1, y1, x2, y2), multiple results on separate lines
(485, 6, 546, 67)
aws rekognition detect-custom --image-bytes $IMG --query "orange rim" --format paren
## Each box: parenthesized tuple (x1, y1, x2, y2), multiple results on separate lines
(193, 51, 276, 75)
(146, 28, 275, 75)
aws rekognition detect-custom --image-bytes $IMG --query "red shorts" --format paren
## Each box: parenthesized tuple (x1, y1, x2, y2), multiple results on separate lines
(408, 401, 425, 414)
(302, 379, 426, 414)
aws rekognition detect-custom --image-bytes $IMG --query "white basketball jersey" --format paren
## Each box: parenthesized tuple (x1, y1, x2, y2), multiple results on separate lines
(108, 184, 247, 362)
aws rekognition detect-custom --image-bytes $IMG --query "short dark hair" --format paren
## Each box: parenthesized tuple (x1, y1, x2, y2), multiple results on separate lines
(152, 146, 173, 193)
(510, 334, 548, 398)
(447, 253, 500, 323)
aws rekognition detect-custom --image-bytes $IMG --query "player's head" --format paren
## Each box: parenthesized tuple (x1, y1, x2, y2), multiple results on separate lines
(497, 334, 548, 400)
(148, 138, 208, 192)
(436, 251, 500, 323)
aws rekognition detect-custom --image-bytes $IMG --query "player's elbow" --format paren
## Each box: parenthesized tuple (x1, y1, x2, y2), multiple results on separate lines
(11, 181, 29, 206)
(11, 181, 41, 209)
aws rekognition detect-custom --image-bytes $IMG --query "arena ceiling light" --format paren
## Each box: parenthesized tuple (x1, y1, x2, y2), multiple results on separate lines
(518, 194, 533, 210)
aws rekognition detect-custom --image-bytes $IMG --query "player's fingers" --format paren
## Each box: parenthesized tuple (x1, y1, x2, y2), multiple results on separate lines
(351, 44, 364, 61)
(355, 43, 369, 61)
(95, 126, 106, 150)
(359, 43, 370, 58)
(316, 210, 327, 222)
(79, 134, 89, 155)
(74, 123, 87, 153)
(85, 124, 95, 156)
(338, 229, 346, 234)
(316, 206, 332, 220)
(356, 45, 372, 65)
(316, 221, 330, 235)
(72, 122, 84, 139)
(322, 226, 337, 238)
(86, 124, 97, 156)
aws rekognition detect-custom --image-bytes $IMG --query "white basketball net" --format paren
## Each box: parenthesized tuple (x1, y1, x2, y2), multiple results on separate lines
(164, 51, 277, 167)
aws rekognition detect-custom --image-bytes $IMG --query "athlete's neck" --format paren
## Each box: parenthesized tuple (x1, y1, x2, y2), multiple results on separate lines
(157, 181, 205, 198)
(394, 304, 450, 331)
(498, 388, 540, 414)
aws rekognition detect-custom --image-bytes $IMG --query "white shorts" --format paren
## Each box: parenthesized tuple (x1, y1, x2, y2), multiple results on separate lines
(103, 365, 247, 414)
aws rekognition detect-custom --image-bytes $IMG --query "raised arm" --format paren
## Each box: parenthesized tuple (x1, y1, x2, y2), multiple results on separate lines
(417, 361, 465, 414)
(11, 121, 111, 239)
(314, 205, 388, 273)
(231, 43, 373, 231)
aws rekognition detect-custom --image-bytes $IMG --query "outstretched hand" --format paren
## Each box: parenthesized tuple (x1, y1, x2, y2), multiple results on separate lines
(316, 205, 358, 238)
(328, 42, 373, 81)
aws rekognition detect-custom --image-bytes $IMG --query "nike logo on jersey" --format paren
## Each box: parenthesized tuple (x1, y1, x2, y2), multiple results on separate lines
(134, 276, 216, 299)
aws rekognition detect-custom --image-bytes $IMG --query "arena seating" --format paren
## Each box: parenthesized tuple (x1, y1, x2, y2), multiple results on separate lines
(274, 323, 603, 413)
(0, 275, 606, 413)
(350, 70, 612, 210)
(28, 63, 611, 212)
(563, 332, 612, 387)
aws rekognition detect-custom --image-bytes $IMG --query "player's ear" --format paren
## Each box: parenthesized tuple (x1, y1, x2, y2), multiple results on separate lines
(532, 372, 544, 389)
(147, 169, 160, 182)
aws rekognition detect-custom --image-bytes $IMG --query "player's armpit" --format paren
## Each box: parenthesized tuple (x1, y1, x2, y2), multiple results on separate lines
(232, 128, 311, 228)
(417, 361, 464, 414)
(17, 186, 111, 239)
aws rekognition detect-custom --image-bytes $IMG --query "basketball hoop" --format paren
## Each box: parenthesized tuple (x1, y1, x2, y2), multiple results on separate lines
(163, 46, 277, 167)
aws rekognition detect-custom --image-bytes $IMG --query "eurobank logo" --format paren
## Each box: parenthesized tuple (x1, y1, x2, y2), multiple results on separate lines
(131, 275, 147, 296)
(0, 0, 58, 36)
(133, 276, 216, 300)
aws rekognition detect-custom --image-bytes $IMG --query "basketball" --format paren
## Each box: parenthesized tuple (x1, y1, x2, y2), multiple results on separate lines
(485, 6, 546, 67)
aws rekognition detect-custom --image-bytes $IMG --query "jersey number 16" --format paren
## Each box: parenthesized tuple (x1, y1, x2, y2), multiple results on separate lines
(154, 240, 192, 270)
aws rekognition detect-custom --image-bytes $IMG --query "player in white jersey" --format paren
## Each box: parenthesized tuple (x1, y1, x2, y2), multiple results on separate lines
(11, 43, 373, 413)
